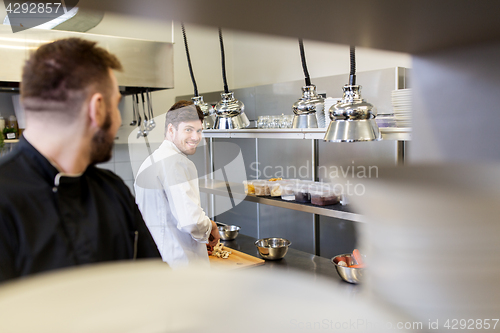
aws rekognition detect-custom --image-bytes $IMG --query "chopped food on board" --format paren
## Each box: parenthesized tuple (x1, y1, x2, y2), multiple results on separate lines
(211, 240, 232, 259)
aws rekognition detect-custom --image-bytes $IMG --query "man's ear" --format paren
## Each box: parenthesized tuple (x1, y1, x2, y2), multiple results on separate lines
(88, 92, 106, 128)
(167, 123, 175, 137)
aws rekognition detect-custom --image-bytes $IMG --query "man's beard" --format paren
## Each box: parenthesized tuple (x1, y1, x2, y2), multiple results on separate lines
(90, 111, 114, 165)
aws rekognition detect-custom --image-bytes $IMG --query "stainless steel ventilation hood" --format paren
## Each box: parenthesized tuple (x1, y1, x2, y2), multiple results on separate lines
(0, 25, 173, 93)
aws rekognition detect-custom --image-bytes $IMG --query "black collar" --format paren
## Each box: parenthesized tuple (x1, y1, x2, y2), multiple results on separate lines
(17, 136, 62, 186)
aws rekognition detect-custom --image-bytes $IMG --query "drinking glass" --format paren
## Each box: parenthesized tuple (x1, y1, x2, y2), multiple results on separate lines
(260, 116, 271, 128)
(280, 115, 288, 129)
(258, 116, 265, 128)
(268, 116, 277, 129)
(283, 115, 293, 128)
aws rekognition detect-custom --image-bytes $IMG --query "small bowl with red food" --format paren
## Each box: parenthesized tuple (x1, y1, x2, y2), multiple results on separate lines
(331, 249, 365, 284)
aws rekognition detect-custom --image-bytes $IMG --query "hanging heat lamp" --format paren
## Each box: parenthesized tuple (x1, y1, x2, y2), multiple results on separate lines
(213, 28, 250, 130)
(292, 39, 325, 129)
(324, 46, 381, 142)
(181, 23, 215, 129)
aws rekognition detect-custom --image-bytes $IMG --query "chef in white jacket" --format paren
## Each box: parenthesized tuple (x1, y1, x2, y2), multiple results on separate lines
(134, 101, 220, 269)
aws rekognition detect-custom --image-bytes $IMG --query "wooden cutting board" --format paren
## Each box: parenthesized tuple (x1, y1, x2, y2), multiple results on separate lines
(209, 247, 265, 270)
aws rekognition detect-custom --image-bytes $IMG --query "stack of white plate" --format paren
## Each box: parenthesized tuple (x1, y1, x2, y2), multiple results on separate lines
(375, 113, 396, 128)
(391, 89, 412, 128)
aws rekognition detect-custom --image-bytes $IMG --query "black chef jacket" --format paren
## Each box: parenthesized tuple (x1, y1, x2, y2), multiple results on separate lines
(0, 137, 161, 283)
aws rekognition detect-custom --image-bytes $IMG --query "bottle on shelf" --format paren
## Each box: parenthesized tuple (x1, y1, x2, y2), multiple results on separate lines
(0, 114, 5, 133)
(6, 115, 18, 140)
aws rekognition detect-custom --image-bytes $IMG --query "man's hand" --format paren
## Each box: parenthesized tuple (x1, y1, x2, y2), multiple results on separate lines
(209, 221, 221, 247)
(206, 243, 214, 255)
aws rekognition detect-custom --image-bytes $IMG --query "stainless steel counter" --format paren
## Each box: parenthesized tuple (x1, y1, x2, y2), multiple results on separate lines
(221, 234, 360, 293)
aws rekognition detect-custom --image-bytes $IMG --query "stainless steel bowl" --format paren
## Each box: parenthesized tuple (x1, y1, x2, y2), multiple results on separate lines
(331, 253, 364, 284)
(217, 224, 241, 241)
(254, 237, 291, 260)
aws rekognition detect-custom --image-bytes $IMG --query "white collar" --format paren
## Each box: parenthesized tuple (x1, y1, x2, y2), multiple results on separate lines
(162, 139, 185, 156)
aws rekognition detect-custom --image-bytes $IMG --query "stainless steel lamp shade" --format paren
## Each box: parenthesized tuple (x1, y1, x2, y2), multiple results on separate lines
(324, 85, 381, 142)
(292, 85, 324, 128)
(214, 92, 250, 129)
(192, 96, 215, 129)
(324, 119, 381, 142)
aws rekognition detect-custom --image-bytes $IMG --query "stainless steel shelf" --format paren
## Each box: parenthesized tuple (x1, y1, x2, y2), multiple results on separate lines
(199, 180, 367, 223)
(202, 127, 411, 141)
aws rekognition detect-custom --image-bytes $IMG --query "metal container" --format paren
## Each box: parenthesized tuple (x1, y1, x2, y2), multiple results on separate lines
(217, 224, 241, 241)
(331, 253, 364, 284)
(254, 237, 291, 260)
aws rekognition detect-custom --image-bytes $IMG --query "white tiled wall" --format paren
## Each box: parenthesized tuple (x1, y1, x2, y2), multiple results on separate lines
(97, 143, 136, 195)
(96, 94, 165, 196)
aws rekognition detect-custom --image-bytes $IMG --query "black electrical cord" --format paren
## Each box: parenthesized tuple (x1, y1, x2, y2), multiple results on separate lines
(349, 46, 356, 86)
(298, 39, 312, 86)
(219, 28, 230, 94)
(181, 23, 199, 97)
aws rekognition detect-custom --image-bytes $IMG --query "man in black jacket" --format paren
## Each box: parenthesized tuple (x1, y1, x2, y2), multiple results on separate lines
(0, 38, 161, 283)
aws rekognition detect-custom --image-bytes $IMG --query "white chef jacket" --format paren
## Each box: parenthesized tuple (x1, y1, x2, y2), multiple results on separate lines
(134, 140, 212, 269)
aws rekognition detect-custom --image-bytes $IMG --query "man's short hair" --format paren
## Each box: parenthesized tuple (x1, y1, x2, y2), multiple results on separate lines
(21, 37, 123, 120)
(165, 100, 204, 135)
